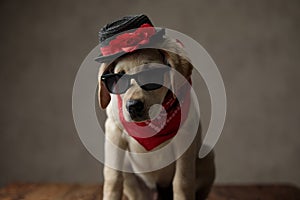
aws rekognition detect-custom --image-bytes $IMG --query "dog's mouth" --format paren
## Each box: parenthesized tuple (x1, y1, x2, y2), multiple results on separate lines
(128, 112, 150, 122)
(127, 103, 164, 122)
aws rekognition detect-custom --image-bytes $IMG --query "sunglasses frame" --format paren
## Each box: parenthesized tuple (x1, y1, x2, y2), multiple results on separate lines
(101, 67, 170, 94)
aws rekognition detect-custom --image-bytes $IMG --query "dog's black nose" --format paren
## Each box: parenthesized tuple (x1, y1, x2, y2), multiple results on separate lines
(126, 99, 144, 116)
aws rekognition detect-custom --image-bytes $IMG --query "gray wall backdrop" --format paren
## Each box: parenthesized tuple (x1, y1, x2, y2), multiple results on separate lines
(1, 0, 300, 187)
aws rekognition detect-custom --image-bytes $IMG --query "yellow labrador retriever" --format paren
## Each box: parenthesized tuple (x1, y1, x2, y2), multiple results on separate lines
(98, 37, 215, 200)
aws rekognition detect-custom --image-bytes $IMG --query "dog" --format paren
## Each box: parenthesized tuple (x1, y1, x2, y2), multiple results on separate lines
(97, 35, 215, 200)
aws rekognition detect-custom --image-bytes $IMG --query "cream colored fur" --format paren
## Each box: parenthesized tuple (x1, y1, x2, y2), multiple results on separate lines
(98, 38, 215, 200)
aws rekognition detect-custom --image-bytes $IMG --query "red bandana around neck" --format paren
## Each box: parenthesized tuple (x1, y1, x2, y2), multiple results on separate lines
(117, 80, 191, 151)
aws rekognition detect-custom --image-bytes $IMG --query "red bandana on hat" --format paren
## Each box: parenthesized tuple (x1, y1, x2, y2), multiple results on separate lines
(100, 23, 156, 56)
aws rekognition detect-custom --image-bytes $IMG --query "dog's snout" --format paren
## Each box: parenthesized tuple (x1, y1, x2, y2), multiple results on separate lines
(126, 100, 144, 116)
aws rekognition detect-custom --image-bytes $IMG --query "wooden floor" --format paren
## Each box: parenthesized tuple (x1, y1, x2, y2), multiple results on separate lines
(0, 183, 299, 200)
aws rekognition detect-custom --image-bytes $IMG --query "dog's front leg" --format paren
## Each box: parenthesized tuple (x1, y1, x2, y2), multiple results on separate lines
(103, 166, 123, 200)
(173, 133, 197, 200)
(103, 118, 127, 200)
(173, 159, 196, 199)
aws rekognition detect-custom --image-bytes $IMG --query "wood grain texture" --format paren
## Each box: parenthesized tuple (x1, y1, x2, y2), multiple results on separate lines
(0, 183, 299, 200)
(209, 185, 300, 200)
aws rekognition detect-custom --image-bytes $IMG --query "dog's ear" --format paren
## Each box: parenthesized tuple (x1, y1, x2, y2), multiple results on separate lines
(98, 63, 111, 109)
(160, 49, 193, 95)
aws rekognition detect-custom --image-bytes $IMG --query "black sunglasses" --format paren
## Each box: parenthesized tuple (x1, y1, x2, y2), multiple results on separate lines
(101, 67, 170, 94)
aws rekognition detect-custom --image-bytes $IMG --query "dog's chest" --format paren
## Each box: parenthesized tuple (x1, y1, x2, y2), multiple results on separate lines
(124, 133, 176, 188)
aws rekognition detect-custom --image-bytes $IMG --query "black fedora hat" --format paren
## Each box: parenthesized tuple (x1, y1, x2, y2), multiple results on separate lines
(94, 14, 165, 63)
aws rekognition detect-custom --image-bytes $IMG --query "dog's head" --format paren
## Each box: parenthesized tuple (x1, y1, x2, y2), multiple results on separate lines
(98, 39, 193, 122)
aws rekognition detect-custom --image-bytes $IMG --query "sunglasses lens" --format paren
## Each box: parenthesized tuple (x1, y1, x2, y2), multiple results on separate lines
(141, 83, 163, 90)
(138, 68, 167, 91)
(105, 74, 128, 94)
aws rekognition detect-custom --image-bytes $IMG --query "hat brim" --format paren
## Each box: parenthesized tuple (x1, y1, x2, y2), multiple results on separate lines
(94, 28, 165, 63)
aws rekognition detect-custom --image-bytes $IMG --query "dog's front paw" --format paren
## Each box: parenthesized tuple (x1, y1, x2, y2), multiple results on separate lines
(103, 192, 123, 200)
(173, 185, 195, 200)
